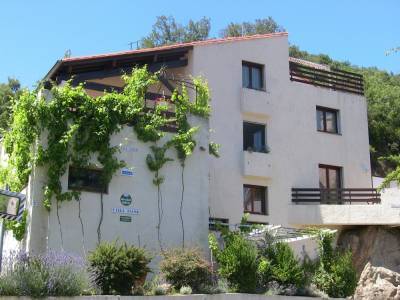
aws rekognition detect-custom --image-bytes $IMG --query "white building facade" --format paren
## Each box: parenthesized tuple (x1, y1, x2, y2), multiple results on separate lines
(2, 33, 392, 259)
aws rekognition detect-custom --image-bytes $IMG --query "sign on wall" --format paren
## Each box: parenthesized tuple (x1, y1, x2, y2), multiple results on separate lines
(0, 189, 25, 221)
(120, 215, 132, 222)
(120, 193, 132, 206)
(112, 207, 139, 215)
(120, 168, 134, 177)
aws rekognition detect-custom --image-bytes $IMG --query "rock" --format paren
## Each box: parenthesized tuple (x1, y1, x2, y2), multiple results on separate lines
(337, 226, 400, 274)
(353, 262, 400, 300)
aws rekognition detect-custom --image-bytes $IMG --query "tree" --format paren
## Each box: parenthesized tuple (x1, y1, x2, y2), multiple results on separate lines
(140, 16, 210, 48)
(220, 17, 285, 37)
(0, 78, 21, 132)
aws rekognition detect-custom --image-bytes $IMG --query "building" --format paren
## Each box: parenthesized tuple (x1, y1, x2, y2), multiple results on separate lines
(2, 32, 398, 259)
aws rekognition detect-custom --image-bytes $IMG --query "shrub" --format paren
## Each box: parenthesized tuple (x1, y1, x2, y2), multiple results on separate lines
(180, 286, 193, 295)
(0, 251, 88, 297)
(210, 233, 258, 293)
(313, 250, 357, 298)
(264, 242, 304, 287)
(160, 248, 212, 292)
(312, 231, 357, 298)
(87, 240, 151, 295)
(153, 284, 169, 295)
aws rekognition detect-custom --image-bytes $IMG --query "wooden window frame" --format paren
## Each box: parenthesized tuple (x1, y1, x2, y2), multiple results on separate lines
(243, 122, 267, 152)
(316, 106, 339, 134)
(68, 166, 108, 194)
(243, 184, 267, 215)
(242, 61, 264, 90)
(318, 164, 342, 189)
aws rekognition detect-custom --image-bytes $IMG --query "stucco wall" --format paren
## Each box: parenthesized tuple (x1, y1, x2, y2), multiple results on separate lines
(190, 35, 372, 227)
(42, 120, 210, 261)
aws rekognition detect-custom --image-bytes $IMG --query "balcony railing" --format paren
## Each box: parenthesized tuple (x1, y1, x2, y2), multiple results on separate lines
(289, 61, 364, 95)
(292, 188, 381, 204)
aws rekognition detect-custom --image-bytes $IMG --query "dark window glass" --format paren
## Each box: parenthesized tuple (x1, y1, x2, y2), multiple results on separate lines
(243, 122, 266, 152)
(319, 164, 342, 189)
(68, 166, 108, 193)
(316, 106, 339, 133)
(243, 185, 267, 215)
(242, 62, 264, 90)
(242, 65, 250, 88)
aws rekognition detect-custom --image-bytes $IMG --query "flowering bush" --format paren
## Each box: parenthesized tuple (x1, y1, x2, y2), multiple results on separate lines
(0, 251, 89, 297)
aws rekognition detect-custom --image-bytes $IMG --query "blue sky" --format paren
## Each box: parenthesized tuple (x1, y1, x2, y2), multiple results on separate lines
(0, 0, 398, 88)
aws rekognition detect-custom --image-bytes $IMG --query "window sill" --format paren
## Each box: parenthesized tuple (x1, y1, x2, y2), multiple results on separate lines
(243, 87, 266, 93)
(244, 150, 270, 154)
(317, 130, 342, 136)
(244, 211, 268, 216)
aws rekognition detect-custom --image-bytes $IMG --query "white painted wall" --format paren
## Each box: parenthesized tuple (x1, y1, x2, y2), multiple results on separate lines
(189, 35, 372, 227)
(42, 119, 210, 260)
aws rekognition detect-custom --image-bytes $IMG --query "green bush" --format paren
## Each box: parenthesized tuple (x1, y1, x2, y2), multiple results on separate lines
(312, 231, 357, 298)
(210, 233, 258, 293)
(313, 250, 357, 298)
(88, 241, 151, 295)
(160, 248, 212, 292)
(264, 242, 304, 287)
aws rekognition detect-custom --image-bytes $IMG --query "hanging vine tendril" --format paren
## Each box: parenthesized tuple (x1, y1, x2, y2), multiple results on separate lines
(0, 67, 216, 243)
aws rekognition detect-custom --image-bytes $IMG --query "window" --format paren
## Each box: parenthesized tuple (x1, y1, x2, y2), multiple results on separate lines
(243, 185, 267, 215)
(242, 62, 264, 90)
(319, 164, 342, 189)
(68, 166, 108, 193)
(243, 122, 267, 152)
(316, 106, 339, 133)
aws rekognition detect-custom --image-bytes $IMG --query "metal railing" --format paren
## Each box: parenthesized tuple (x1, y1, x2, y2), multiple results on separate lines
(292, 188, 381, 204)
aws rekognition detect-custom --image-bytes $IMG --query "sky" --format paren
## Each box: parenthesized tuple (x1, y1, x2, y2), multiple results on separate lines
(0, 0, 398, 88)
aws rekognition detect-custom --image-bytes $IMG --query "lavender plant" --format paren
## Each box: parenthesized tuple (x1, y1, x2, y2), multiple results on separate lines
(0, 251, 89, 297)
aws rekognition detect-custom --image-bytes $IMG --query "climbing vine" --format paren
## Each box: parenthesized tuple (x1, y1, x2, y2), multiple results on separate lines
(0, 67, 213, 244)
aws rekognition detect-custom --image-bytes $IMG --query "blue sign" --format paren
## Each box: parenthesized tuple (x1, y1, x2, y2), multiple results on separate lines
(121, 167, 134, 177)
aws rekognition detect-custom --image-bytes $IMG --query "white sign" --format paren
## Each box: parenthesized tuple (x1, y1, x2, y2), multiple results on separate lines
(121, 167, 134, 177)
(121, 145, 139, 153)
(112, 207, 140, 215)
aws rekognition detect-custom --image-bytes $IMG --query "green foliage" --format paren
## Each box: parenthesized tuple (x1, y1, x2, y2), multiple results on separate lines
(210, 232, 258, 293)
(87, 240, 152, 295)
(209, 142, 220, 157)
(4, 210, 27, 241)
(312, 230, 357, 298)
(0, 77, 21, 132)
(263, 242, 304, 287)
(0, 67, 211, 218)
(220, 17, 285, 37)
(160, 247, 212, 292)
(141, 16, 210, 48)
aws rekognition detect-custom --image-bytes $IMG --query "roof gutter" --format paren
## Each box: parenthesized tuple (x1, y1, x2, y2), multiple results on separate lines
(43, 60, 63, 82)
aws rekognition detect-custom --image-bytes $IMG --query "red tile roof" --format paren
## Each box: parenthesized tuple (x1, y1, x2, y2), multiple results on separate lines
(62, 32, 288, 63)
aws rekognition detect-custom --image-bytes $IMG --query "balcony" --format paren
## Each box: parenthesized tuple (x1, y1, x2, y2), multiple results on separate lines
(289, 60, 364, 95)
(292, 188, 381, 205)
(243, 151, 272, 179)
(287, 188, 400, 226)
(241, 88, 271, 118)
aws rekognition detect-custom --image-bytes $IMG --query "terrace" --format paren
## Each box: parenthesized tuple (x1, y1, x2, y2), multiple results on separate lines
(289, 58, 364, 95)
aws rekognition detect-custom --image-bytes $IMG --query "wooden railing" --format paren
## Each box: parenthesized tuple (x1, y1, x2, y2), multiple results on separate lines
(289, 61, 364, 95)
(292, 188, 381, 204)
